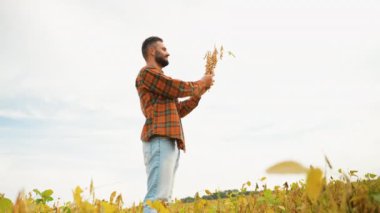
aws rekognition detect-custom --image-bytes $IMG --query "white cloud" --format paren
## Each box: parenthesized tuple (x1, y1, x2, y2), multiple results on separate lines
(1, 0, 380, 206)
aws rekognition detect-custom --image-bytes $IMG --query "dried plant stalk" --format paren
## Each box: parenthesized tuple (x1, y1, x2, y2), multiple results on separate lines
(204, 46, 224, 75)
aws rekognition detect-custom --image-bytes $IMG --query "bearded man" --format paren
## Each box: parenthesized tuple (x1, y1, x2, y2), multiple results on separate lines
(135, 36, 214, 212)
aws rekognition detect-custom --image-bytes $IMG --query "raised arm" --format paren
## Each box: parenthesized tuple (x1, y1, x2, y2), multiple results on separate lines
(137, 68, 200, 99)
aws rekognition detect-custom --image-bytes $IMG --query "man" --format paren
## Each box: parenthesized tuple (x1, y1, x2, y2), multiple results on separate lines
(135, 36, 214, 212)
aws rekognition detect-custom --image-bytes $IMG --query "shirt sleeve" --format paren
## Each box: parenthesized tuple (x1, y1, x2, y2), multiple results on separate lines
(176, 96, 201, 118)
(138, 68, 201, 99)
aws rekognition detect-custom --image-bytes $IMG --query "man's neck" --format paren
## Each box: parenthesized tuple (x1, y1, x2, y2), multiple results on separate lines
(146, 60, 162, 70)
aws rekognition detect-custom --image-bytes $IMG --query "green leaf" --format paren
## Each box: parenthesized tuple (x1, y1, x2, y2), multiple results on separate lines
(227, 51, 236, 58)
(205, 189, 212, 195)
(364, 173, 377, 179)
(349, 170, 358, 177)
(263, 189, 272, 198)
(42, 189, 53, 198)
(372, 193, 380, 204)
(33, 189, 41, 196)
(0, 197, 13, 213)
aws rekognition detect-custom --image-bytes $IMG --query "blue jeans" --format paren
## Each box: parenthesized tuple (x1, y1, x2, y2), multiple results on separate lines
(142, 136, 180, 213)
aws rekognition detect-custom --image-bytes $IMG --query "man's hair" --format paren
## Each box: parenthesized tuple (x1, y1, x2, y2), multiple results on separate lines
(142, 36, 163, 60)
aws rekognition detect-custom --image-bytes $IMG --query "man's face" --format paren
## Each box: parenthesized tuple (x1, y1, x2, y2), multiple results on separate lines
(153, 41, 170, 68)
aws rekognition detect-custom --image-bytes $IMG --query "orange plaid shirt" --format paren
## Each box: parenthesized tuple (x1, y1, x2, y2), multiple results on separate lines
(135, 66, 202, 151)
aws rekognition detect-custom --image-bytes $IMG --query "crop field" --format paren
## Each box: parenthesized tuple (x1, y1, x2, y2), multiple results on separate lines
(1, 165, 379, 213)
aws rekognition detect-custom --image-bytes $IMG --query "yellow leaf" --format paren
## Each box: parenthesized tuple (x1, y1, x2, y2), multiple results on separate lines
(101, 201, 117, 213)
(109, 191, 117, 204)
(306, 167, 324, 203)
(13, 192, 27, 213)
(266, 161, 308, 174)
(260, 177, 267, 182)
(205, 189, 212, 195)
(116, 194, 123, 207)
(195, 192, 200, 199)
(90, 179, 94, 195)
(146, 200, 169, 212)
(152, 200, 169, 213)
(146, 200, 153, 207)
(73, 186, 83, 205)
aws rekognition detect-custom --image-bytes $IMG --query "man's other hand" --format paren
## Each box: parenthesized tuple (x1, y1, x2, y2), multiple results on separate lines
(201, 74, 214, 89)
(194, 74, 214, 97)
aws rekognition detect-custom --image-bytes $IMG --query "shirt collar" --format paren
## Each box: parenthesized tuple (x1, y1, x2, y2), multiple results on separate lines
(145, 65, 163, 74)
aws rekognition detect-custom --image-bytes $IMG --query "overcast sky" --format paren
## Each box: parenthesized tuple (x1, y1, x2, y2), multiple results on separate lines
(1, 0, 379, 206)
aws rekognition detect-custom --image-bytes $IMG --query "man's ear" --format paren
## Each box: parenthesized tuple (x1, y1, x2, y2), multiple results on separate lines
(148, 45, 156, 58)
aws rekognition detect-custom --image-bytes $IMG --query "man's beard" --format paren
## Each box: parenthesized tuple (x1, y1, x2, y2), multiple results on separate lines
(155, 52, 169, 68)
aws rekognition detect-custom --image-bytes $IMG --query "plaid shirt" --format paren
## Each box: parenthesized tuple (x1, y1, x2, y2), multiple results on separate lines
(135, 66, 202, 151)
